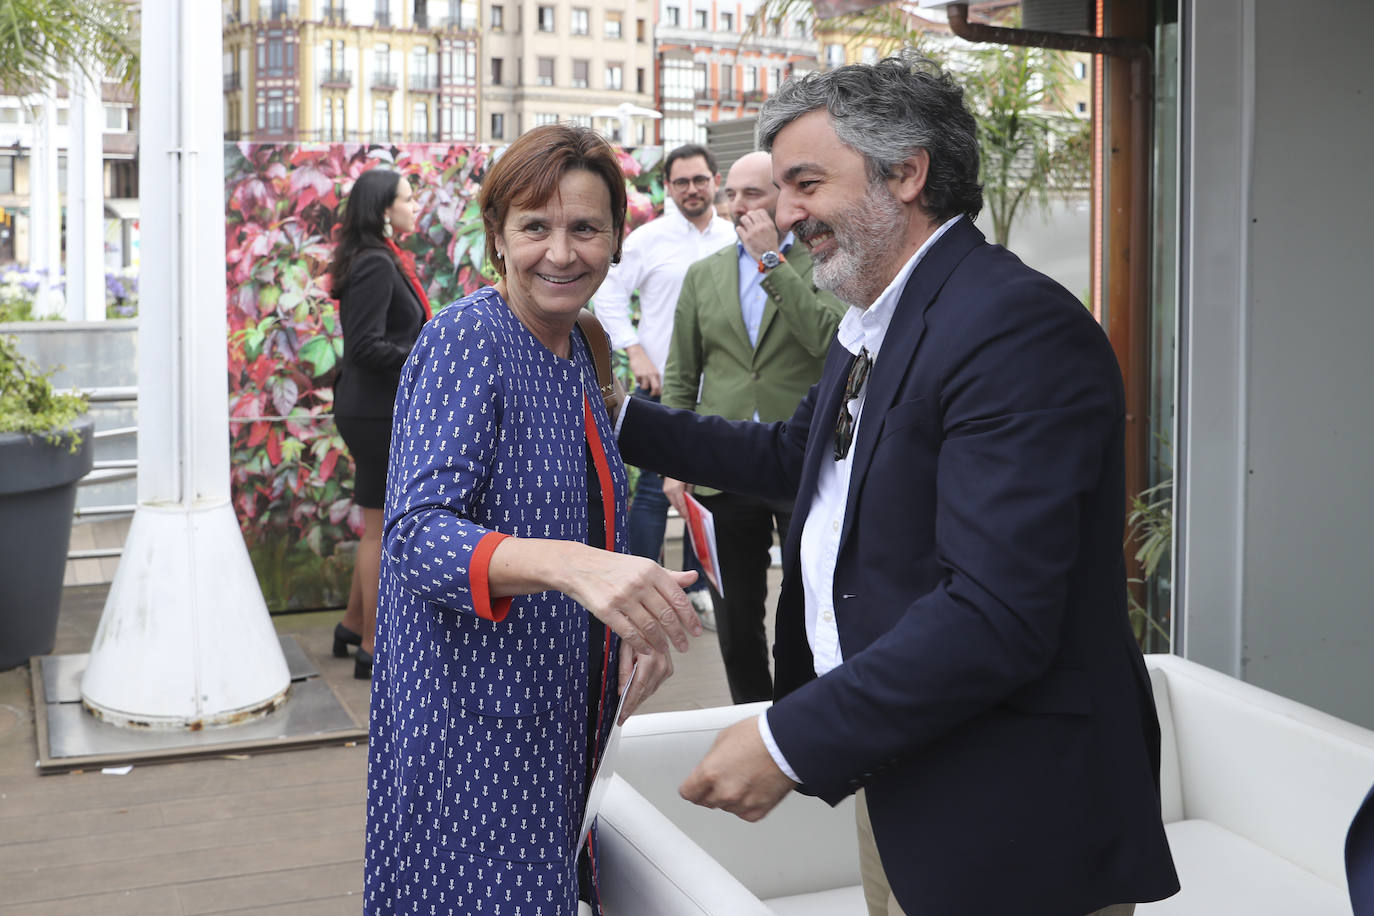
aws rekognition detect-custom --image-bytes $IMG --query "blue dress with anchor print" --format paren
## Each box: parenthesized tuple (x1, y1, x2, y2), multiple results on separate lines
(364, 287, 628, 914)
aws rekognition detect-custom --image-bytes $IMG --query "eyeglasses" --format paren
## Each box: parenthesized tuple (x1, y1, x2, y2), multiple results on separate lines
(833, 348, 871, 461)
(669, 175, 713, 191)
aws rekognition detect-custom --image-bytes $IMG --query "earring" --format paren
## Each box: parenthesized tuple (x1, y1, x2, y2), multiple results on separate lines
(383, 215, 393, 238)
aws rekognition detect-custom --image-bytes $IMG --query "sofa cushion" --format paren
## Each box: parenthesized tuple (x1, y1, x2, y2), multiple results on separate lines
(1148, 654, 1374, 885)
(1138, 820, 1349, 914)
(764, 884, 867, 916)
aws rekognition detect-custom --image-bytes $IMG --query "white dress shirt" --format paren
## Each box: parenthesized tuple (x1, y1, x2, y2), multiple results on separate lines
(592, 208, 736, 376)
(758, 216, 963, 783)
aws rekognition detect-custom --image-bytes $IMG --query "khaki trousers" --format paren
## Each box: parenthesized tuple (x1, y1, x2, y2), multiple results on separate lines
(855, 789, 1137, 916)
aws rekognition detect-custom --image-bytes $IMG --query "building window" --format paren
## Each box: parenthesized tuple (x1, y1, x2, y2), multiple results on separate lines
(491, 112, 504, 139)
(1075, 60, 1088, 79)
(103, 104, 129, 132)
(860, 46, 878, 65)
(771, 67, 782, 91)
(793, 19, 807, 38)
(637, 18, 646, 41)
(769, 17, 781, 36)
(720, 11, 733, 30)
(1076, 100, 1088, 114)
(604, 10, 621, 38)
(571, 7, 588, 34)
(373, 98, 390, 137)
(605, 63, 622, 90)
(260, 31, 295, 78)
(534, 112, 558, 127)
(693, 62, 707, 94)
(537, 5, 554, 31)
(636, 67, 645, 94)
(825, 44, 845, 68)
(537, 56, 554, 85)
(413, 103, 428, 139)
(490, 4, 503, 29)
(694, 9, 707, 29)
(374, 0, 391, 28)
(491, 57, 503, 84)
(666, 6, 679, 26)
(720, 63, 735, 96)
(572, 59, 589, 88)
(744, 66, 757, 92)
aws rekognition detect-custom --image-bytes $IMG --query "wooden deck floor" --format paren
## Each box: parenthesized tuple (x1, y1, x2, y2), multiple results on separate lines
(0, 538, 765, 914)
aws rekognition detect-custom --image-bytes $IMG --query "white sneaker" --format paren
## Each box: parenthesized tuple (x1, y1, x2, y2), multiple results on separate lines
(688, 590, 717, 631)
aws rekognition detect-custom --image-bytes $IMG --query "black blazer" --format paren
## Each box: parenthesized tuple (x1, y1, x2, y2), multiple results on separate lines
(334, 248, 426, 418)
(620, 219, 1180, 914)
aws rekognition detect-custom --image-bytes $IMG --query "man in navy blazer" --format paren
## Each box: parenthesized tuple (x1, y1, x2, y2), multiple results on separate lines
(617, 54, 1179, 915)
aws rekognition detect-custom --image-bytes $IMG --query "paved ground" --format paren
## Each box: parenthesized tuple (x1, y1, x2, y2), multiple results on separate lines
(0, 530, 771, 914)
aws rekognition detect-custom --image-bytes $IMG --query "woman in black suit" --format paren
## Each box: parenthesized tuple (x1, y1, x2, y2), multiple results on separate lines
(328, 168, 429, 678)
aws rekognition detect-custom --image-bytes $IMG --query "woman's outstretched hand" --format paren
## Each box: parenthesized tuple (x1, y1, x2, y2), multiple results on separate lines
(486, 538, 703, 659)
(560, 546, 702, 658)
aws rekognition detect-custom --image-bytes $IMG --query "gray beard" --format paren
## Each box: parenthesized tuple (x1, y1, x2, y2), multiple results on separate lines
(811, 186, 905, 308)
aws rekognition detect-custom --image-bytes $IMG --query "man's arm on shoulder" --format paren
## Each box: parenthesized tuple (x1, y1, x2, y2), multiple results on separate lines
(765, 282, 1123, 803)
(762, 258, 846, 358)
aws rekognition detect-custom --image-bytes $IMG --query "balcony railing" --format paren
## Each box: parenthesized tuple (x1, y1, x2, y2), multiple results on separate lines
(440, 16, 470, 30)
(370, 71, 399, 90)
(414, 12, 429, 28)
(409, 73, 438, 91)
(742, 89, 765, 104)
(374, 10, 391, 27)
(321, 68, 353, 87)
(224, 72, 242, 92)
(321, 4, 347, 22)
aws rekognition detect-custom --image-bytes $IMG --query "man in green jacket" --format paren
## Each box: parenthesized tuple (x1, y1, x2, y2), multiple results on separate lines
(662, 151, 846, 703)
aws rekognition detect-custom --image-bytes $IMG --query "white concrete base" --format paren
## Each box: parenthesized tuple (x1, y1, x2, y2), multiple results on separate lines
(80, 501, 291, 729)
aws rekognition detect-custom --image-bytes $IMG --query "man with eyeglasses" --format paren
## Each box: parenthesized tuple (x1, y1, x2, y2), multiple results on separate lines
(616, 56, 1178, 916)
(593, 143, 735, 627)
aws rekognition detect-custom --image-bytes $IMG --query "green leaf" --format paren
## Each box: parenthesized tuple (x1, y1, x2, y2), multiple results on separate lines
(298, 336, 337, 377)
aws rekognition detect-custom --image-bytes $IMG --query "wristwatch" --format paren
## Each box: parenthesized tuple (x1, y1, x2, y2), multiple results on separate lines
(758, 250, 784, 273)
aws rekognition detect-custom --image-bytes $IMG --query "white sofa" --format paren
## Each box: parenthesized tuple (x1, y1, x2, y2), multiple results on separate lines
(596, 654, 1374, 915)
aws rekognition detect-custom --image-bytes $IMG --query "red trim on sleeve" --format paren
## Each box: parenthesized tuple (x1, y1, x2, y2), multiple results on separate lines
(470, 531, 513, 622)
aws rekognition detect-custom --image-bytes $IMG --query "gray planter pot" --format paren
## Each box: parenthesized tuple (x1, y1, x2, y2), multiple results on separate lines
(0, 416, 94, 670)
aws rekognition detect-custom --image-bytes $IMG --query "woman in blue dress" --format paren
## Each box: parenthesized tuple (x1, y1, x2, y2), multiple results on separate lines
(364, 125, 704, 915)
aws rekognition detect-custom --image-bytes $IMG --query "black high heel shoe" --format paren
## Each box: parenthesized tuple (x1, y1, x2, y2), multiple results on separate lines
(333, 622, 363, 658)
(354, 648, 374, 680)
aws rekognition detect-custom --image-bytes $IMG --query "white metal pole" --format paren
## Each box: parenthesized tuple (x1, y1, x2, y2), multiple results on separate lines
(28, 89, 61, 318)
(69, 65, 106, 322)
(81, 0, 291, 728)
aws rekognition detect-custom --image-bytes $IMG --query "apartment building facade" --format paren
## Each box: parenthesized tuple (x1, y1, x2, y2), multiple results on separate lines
(655, 0, 819, 150)
(223, 0, 480, 144)
(479, 0, 658, 144)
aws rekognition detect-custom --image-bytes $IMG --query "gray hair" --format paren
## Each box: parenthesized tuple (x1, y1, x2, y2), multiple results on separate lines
(757, 53, 983, 222)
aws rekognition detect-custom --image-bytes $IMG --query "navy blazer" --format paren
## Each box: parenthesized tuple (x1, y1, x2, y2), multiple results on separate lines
(334, 248, 426, 418)
(619, 219, 1179, 914)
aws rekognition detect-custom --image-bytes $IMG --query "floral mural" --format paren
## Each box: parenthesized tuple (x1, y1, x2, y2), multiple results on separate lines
(225, 141, 665, 611)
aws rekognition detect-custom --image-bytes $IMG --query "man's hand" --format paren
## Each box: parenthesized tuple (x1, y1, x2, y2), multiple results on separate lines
(662, 477, 693, 518)
(736, 209, 782, 263)
(679, 717, 798, 822)
(626, 344, 661, 397)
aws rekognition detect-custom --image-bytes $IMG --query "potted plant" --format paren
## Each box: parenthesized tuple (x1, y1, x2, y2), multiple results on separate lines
(0, 334, 93, 669)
